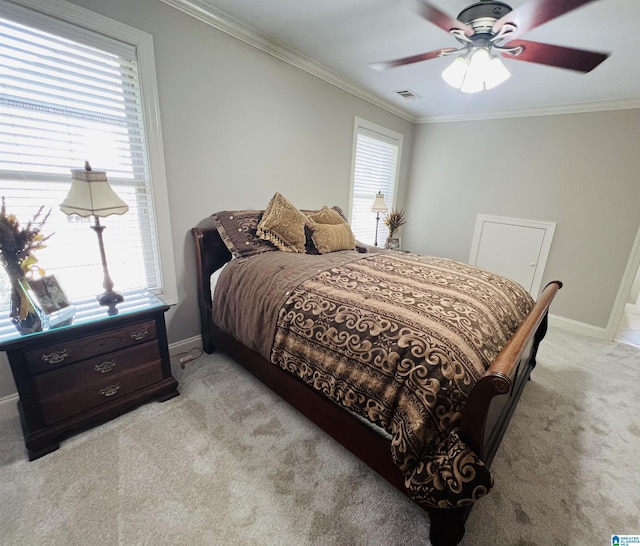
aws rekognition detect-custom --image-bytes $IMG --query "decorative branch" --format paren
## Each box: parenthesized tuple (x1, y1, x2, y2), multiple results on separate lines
(384, 209, 406, 237)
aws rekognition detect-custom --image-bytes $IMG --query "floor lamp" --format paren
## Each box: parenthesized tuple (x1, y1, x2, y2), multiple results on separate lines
(371, 191, 388, 247)
(60, 162, 129, 309)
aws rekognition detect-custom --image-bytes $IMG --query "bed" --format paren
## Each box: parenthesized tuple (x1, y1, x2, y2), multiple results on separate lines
(191, 202, 561, 546)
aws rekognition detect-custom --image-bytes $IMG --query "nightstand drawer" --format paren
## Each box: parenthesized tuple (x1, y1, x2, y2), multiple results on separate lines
(37, 356, 164, 425)
(26, 320, 158, 375)
(35, 342, 161, 399)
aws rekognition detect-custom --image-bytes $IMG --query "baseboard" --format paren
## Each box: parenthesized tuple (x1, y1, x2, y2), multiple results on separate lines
(168, 335, 202, 357)
(548, 313, 611, 340)
(0, 336, 204, 422)
(0, 393, 19, 422)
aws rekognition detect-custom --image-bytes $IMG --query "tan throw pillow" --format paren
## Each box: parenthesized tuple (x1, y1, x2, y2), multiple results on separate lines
(257, 192, 308, 253)
(308, 222, 356, 254)
(306, 206, 346, 225)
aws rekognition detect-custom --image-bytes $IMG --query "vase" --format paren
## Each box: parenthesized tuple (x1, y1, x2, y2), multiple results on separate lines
(9, 276, 41, 334)
(385, 231, 397, 249)
(386, 234, 403, 250)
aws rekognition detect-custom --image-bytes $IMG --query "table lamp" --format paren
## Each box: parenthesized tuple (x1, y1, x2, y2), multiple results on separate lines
(371, 191, 388, 247)
(60, 162, 129, 307)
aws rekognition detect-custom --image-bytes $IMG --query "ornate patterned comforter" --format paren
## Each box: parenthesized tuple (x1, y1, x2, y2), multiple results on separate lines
(213, 249, 534, 507)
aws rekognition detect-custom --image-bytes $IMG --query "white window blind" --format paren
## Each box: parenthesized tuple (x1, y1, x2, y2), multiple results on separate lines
(349, 119, 402, 246)
(0, 4, 165, 310)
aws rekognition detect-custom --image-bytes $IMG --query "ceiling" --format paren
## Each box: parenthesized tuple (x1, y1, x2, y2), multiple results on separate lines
(167, 0, 640, 122)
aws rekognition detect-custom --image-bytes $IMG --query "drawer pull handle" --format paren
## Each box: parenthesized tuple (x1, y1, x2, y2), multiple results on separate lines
(100, 384, 120, 397)
(94, 359, 117, 374)
(129, 327, 148, 341)
(41, 349, 68, 364)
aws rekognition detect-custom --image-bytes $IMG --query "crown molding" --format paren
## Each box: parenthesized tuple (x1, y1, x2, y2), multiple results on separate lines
(416, 98, 640, 124)
(158, 0, 640, 125)
(158, 0, 416, 123)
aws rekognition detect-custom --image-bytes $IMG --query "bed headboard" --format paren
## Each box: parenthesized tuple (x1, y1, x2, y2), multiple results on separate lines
(191, 219, 232, 353)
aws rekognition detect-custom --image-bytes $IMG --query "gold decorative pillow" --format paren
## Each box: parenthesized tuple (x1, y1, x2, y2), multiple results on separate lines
(257, 192, 308, 253)
(306, 206, 346, 225)
(308, 222, 356, 254)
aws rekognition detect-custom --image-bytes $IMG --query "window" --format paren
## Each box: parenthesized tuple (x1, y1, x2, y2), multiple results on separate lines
(0, 0, 176, 311)
(349, 118, 402, 247)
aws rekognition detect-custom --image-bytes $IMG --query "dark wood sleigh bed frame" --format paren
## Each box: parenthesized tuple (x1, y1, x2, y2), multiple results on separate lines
(191, 219, 561, 546)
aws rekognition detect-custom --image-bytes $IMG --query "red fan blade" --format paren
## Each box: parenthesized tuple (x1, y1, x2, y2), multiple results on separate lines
(493, 0, 599, 40)
(370, 48, 457, 70)
(417, 1, 474, 36)
(502, 40, 609, 73)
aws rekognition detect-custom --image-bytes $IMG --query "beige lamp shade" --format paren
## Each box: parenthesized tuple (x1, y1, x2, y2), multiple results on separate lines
(371, 191, 388, 213)
(60, 167, 129, 217)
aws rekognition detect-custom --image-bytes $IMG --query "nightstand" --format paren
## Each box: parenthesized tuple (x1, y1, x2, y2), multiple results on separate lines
(0, 289, 179, 460)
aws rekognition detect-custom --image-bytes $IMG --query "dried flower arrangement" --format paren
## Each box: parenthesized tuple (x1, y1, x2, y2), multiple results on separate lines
(0, 198, 52, 329)
(384, 209, 406, 237)
(0, 197, 51, 279)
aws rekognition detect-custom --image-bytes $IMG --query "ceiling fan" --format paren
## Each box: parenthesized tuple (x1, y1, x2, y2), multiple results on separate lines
(371, 0, 610, 93)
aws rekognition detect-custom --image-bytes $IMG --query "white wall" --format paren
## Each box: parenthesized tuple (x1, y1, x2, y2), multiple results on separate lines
(402, 109, 640, 329)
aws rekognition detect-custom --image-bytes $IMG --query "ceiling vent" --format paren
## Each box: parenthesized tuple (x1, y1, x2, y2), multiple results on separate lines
(394, 89, 421, 100)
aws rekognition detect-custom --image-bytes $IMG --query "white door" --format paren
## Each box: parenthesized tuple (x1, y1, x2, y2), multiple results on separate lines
(469, 215, 556, 296)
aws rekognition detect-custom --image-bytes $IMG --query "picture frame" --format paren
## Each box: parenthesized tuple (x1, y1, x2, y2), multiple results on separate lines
(24, 275, 75, 328)
(385, 237, 401, 250)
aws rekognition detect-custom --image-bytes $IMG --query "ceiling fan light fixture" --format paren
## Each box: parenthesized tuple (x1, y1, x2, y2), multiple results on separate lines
(460, 47, 489, 93)
(442, 47, 511, 93)
(484, 55, 511, 89)
(441, 56, 468, 88)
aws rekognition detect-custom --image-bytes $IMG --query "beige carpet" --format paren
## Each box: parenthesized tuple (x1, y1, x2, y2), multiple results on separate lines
(0, 328, 639, 545)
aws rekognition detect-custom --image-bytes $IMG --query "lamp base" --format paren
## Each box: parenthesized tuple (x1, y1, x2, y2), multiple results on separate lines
(97, 291, 124, 307)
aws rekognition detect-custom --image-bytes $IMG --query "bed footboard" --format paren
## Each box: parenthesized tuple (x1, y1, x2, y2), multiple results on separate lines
(461, 281, 562, 463)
